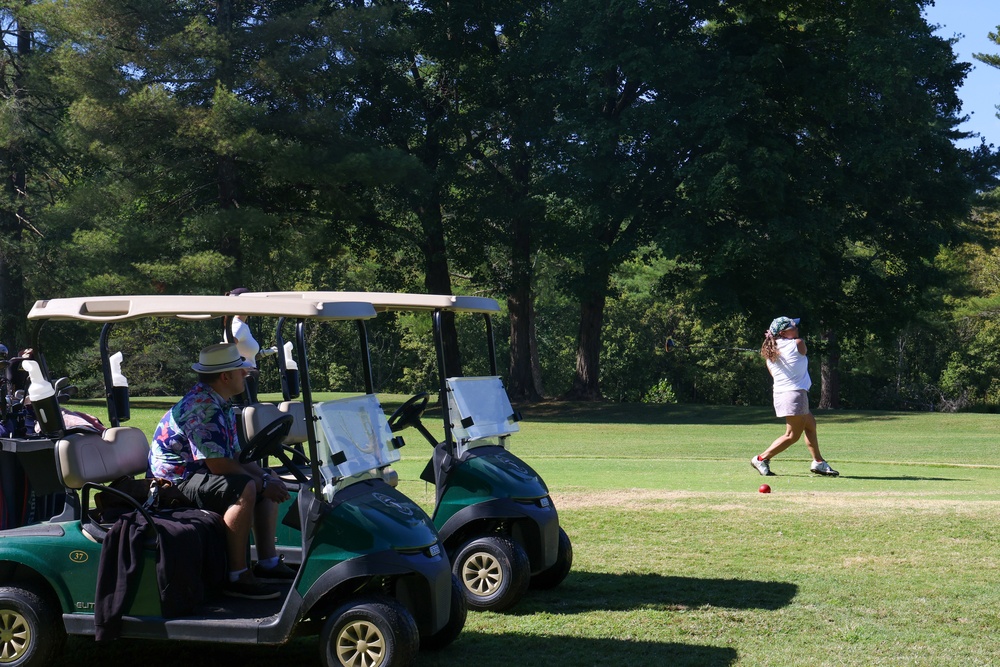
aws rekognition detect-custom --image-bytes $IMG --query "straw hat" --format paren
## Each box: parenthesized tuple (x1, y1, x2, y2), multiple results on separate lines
(192, 343, 255, 373)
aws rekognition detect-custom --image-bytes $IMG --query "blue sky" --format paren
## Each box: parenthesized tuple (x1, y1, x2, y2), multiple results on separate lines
(923, 1, 1000, 147)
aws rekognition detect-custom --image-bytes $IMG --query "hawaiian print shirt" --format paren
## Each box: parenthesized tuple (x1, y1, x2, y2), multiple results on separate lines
(149, 382, 242, 482)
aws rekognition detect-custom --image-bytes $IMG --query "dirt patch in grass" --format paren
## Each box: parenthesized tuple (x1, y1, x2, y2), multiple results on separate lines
(551, 488, 1000, 515)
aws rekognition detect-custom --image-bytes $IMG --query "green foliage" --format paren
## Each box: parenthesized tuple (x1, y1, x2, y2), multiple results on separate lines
(940, 319, 1000, 409)
(4, 0, 999, 410)
(641, 379, 677, 405)
(533, 259, 581, 398)
(325, 363, 352, 391)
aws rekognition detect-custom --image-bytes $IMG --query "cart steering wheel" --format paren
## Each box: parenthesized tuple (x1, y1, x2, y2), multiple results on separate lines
(239, 414, 294, 463)
(388, 392, 430, 433)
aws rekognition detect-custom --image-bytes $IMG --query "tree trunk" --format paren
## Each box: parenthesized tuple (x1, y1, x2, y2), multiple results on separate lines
(508, 291, 543, 401)
(420, 202, 462, 378)
(529, 301, 544, 394)
(214, 154, 243, 292)
(506, 214, 543, 401)
(564, 291, 605, 401)
(819, 329, 840, 409)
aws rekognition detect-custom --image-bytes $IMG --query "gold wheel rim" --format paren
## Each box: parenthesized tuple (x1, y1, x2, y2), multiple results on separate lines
(336, 619, 386, 667)
(0, 609, 30, 664)
(461, 550, 504, 597)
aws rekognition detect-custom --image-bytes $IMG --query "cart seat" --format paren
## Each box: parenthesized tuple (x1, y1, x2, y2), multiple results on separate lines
(241, 402, 286, 441)
(278, 401, 308, 444)
(55, 427, 149, 490)
(242, 403, 304, 486)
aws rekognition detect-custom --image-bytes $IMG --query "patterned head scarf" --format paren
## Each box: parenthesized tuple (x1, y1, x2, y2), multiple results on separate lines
(768, 317, 800, 337)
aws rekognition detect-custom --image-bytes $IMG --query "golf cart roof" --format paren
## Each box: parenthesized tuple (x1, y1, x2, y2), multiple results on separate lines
(243, 291, 501, 314)
(27, 295, 377, 323)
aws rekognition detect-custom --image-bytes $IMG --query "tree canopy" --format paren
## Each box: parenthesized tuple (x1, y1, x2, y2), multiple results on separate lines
(2, 0, 999, 410)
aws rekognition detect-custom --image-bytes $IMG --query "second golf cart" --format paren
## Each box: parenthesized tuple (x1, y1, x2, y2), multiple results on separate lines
(244, 291, 572, 612)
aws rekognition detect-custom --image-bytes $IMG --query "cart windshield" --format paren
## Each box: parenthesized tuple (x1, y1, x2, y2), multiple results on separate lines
(446, 377, 520, 454)
(314, 394, 401, 482)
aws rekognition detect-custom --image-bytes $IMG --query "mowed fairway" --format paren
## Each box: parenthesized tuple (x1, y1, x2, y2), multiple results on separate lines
(70, 401, 1000, 666)
(397, 403, 1000, 667)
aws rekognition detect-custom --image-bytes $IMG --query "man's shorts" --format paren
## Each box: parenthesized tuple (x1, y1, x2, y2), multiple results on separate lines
(178, 471, 253, 515)
(773, 389, 811, 418)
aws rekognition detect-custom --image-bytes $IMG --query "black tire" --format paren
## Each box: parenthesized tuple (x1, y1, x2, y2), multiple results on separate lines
(529, 527, 573, 590)
(320, 596, 419, 667)
(0, 583, 66, 667)
(453, 535, 530, 612)
(419, 574, 467, 651)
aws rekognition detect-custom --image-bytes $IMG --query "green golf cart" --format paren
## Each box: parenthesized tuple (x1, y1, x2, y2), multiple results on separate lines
(0, 294, 462, 667)
(242, 291, 572, 612)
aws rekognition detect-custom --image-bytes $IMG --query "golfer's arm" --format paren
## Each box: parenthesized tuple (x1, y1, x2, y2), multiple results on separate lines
(204, 457, 267, 492)
(203, 456, 247, 476)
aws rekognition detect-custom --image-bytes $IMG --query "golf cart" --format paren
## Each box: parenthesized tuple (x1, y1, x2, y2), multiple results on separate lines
(244, 291, 572, 612)
(0, 294, 462, 667)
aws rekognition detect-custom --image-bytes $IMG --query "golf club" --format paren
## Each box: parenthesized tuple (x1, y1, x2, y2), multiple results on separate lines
(665, 338, 757, 353)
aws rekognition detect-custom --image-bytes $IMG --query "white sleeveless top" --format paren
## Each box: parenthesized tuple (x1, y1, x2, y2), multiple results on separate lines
(767, 337, 811, 393)
(229, 316, 260, 369)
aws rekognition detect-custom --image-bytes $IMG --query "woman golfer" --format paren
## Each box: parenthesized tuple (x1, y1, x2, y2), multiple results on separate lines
(751, 316, 839, 477)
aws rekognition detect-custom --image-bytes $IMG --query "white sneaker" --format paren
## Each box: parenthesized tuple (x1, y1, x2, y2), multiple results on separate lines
(750, 456, 773, 476)
(810, 461, 839, 477)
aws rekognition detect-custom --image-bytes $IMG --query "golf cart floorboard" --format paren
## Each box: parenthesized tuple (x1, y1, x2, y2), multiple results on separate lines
(65, 581, 296, 642)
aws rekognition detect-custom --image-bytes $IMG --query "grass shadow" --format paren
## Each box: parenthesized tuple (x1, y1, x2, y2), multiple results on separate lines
(419, 633, 738, 667)
(518, 401, 777, 426)
(839, 475, 968, 481)
(122, 396, 906, 428)
(515, 401, 905, 426)
(66, 620, 739, 667)
(516, 571, 797, 615)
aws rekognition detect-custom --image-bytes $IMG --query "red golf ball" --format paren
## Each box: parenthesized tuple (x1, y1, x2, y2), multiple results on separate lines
(759, 484, 771, 494)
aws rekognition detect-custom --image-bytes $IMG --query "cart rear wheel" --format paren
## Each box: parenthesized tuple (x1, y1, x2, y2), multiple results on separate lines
(0, 583, 65, 667)
(453, 535, 530, 612)
(320, 596, 419, 667)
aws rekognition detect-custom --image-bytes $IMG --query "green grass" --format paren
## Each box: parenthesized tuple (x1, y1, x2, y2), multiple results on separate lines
(66, 399, 1000, 666)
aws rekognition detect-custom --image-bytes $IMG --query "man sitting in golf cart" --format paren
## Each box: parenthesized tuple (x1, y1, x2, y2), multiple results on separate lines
(149, 343, 293, 600)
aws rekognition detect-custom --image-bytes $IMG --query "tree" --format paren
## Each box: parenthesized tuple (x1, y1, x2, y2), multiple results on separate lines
(441, 0, 556, 401)
(676, 0, 992, 408)
(26, 0, 402, 297)
(0, 3, 35, 350)
(339, 0, 559, 386)
(531, 0, 717, 400)
(1, 1, 84, 350)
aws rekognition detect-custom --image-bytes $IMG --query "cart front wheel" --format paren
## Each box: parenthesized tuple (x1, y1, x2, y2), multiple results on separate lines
(0, 583, 65, 667)
(321, 596, 419, 667)
(530, 527, 573, 590)
(419, 574, 467, 651)
(454, 535, 530, 612)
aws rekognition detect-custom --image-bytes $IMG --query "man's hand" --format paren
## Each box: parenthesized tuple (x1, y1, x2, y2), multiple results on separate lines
(261, 474, 290, 504)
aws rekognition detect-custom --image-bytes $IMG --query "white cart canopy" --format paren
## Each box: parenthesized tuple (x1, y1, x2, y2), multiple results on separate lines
(242, 291, 500, 315)
(28, 294, 376, 323)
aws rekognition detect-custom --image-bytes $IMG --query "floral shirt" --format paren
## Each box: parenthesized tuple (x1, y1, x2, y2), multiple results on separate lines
(149, 382, 242, 482)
